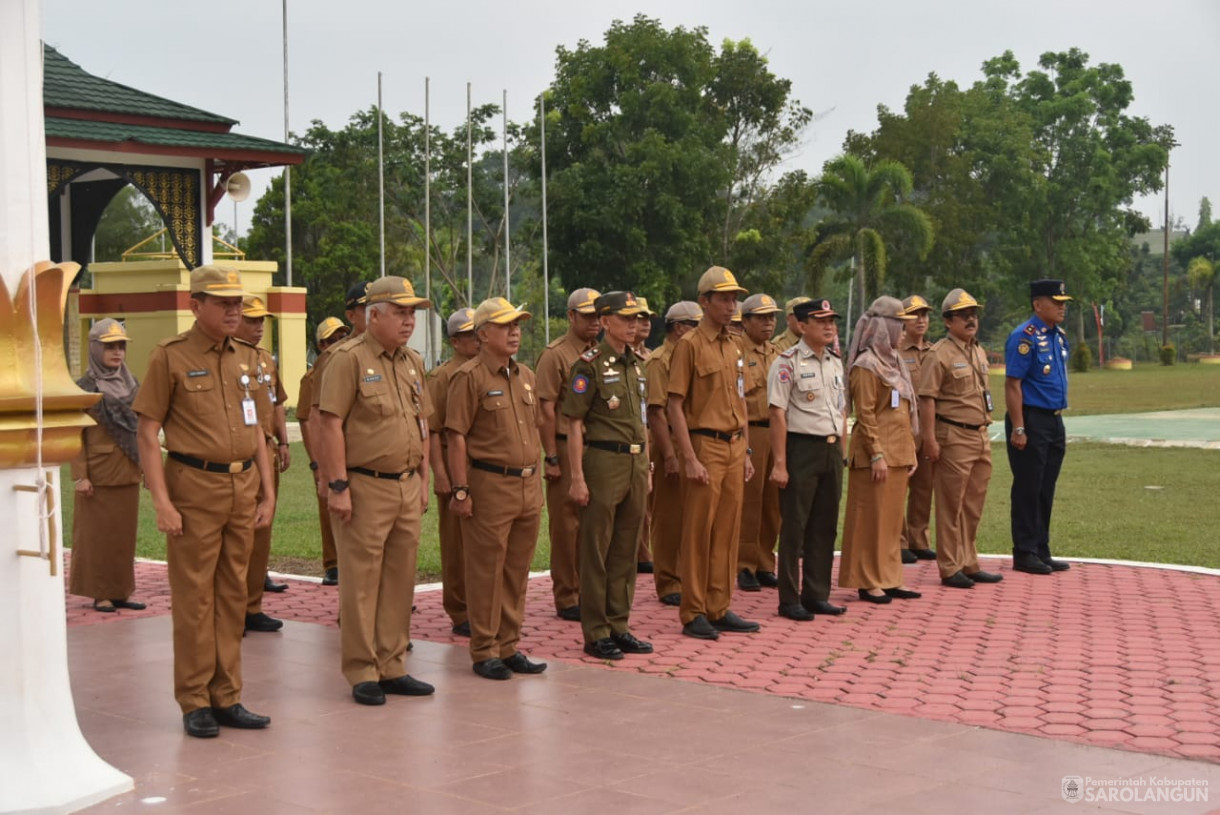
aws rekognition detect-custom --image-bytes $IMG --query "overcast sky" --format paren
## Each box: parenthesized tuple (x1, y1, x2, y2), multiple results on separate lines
(42, 0, 1219, 239)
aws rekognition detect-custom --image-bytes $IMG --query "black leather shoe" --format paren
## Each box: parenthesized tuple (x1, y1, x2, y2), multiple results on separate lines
(451, 621, 471, 637)
(557, 605, 581, 622)
(183, 707, 219, 738)
(92, 599, 116, 613)
(322, 567, 339, 586)
(213, 703, 270, 729)
(1012, 553, 1052, 575)
(756, 571, 779, 588)
(380, 675, 435, 696)
(710, 610, 761, 633)
(883, 588, 922, 599)
(1043, 557, 1071, 572)
(737, 569, 761, 592)
(660, 593, 681, 606)
(111, 598, 146, 610)
(264, 575, 288, 593)
(682, 614, 719, 640)
(941, 570, 975, 589)
(806, 600, 847, 616)
(858, 589, 893, 605)
(611, 632, 654, 654)
(473, 659, 512, 680)
(244, 612, 283, 632)
(503, 652, 547, 674)
(901, 548, 917, 564)
(637, 561, 654, 574)
(353, 681, 386, 705)
(967, 570, 1004, 583)
(778, 603, 814, 621)
(913, 548, 937, 561)
(584, 638, 624, 660)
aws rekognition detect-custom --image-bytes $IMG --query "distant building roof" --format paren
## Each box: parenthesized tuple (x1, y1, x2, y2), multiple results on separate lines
(1132, 229, 1189, 252)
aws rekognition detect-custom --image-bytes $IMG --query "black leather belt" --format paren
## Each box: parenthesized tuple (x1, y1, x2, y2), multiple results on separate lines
(691, 428, 743, 443)
(748, 420, 770, 428)
(586, 440, 645, 455)
(555, 433, 568, 441)
(1025, 406, 1064, 416)
(471, 459, 537, 478)
(349, 466, 417, 480)
(936, 414, 985, 431)
(789, 432, 838, 444)
(168, 451, 252, 474)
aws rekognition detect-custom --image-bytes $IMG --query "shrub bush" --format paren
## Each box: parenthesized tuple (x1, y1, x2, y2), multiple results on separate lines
(1159, 343, 1177, 366)
(1070, 342, 1092, 373)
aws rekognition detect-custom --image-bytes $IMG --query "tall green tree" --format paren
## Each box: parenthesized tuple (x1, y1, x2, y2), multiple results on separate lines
(93, 186, 163, 262)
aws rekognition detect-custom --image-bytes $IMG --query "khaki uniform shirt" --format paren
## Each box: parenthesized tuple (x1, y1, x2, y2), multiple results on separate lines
(645, 337, 677, 411)
(426, 352, 475, 437)
(898, 335, 933, 440)
(668, 321, 747, 434)
(846, 367, 917, 468)
(535, 331, 595, 436)
(917, 335, 992, 426)
(767, 339, 845, 437)
(248, 344, 288, 442)
(318, 332, 430, 473)
(773, 328, 801, 353)
(71, 424, 141, 486)
(133, 324, 263, 463)
(445, 354, 541, 468)
(296, 367, 315, 423)
(562, 342, 647, 445)
(632, 342, 652, 362)
(743, 337, 777, 422)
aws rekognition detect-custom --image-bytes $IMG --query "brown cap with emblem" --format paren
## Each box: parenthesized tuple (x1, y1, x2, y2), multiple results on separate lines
(741, 293, 781, 316)
(941, 288, 981, 314)
(190, 265, 246, 297)
(242, 295, 271, 318)
(92, 318, 129, 344)
(446, 307, 476, 337)
(868, 295, 915, 321)
(697, 266, 748, 297)
(473, 297, 531, 328)
(664, 301, 702, 323)
(365, 276, 432, 309)
(902, 294, 932, 315)
(634, 296, 656, 317)
(567, 288, 601, 314)
(315, 317, 349, 343)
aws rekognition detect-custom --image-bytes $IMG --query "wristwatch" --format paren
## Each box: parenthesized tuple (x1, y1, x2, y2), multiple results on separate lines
(544, 454, 561, 466)
(1013, 427, 1026, 436)
(452, 486, 470, 502)
(309, 460, 319, 471)
(328, 479, 349, 493)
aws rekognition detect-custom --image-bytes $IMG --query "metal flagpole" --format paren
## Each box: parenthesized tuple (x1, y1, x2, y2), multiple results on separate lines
(282, 0, 292, 286)
(467, 82, 473, 305)
(425, 77, 433, 364)
(503, 89, 510, 301)
(377, 71, 385, 277)
(540, 92, 550, 344)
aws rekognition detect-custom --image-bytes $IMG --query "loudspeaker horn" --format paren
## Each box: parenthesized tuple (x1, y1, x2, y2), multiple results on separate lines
(225, 172, 251, 202)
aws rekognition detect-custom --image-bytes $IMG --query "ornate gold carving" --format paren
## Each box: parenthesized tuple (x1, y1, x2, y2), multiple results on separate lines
(0, 262, 100, 468)
(46, 161, 86, 195)
(129, 168, 200, 267)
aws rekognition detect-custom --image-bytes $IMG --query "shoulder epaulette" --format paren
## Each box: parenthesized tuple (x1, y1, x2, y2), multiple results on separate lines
(580, 347, 601, 362)
(233, 337, 256, 349)
(779, 345, 798, 359)
(455, 356, 481, 375)
(1023, 324, 1036, 336)
(545, 336, 565, 350)
(157, 333, 189, 348)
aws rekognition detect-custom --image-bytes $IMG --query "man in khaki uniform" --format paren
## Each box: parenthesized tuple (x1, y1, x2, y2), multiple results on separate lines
(631, 297, 656, 572)
(898, 295, 937, 564)
(536, 288, 601, 621)
(736, 293, 783, 592)
(647, 301, 700, 606)
(297, 317, 349, 585)
(318, 276, 435, 705)
(668, 267, 759, 640)
(917, 289, 1004, 589)
(772, 296, 812, 353)
(446, 298, 548, 680)
(235, 296, 291, 633)
(427, 308, 479, 636)
(566, 291, 654, 660)
(133, 265, 276, 738)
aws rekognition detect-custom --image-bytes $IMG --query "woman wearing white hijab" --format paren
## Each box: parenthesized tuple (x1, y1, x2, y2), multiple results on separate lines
(838, 297, 922, 603)
(69, 319, 144, 612)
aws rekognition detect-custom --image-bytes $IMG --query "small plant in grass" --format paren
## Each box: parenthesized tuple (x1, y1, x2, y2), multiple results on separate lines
(1160, 343, 1177, 365)
(1070, 343, 1092, 372)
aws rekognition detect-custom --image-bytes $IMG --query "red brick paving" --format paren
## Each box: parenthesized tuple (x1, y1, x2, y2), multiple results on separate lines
(65, 554, 1220, 765)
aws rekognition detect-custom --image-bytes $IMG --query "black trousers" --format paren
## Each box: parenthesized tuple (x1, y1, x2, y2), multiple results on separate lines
(777, 434, 842, 606)
(1005, 408, 1066, 560)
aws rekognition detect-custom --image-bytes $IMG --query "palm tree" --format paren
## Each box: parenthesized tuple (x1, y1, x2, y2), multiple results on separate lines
(807, 155, 934, 306)
(1187, 256, 1216, 355)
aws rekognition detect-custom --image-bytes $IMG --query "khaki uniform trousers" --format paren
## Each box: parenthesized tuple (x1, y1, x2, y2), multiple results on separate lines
(332, 472, 421, 685)
(932, 422, 991, 579)
(579, 448, 649, 643)
(245, 438, 280, 615)
(165, 459, 257, 714)
(738, 424, 780, 574)
(438, 443, 467, 626)
(636, 494, 653, 565)
(901, 435, 935, 552)
(678, 434, 746, 625)
(546, 436, 581, 610)
(319, 488, 338, 572)
(649, 446, 683, 599)
(462, 469, 542, 663)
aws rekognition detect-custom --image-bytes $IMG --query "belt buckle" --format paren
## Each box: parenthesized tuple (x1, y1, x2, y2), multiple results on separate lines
(228, 461, 243, 474)
(827, 435, 837, 444)
(521, 466, 535, 477)
(628, 443, 642, 454)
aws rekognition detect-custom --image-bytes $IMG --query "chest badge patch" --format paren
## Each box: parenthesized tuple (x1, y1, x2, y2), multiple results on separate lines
(572, 374, 589, 394)
(607, 394, 621, 410)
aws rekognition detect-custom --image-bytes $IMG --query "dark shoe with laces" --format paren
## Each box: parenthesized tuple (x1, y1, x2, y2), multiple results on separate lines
(778, 603, 814, 621)
(473, 659, 512, 680)
(244, 612, 283, 632)
(941, 570, 975, 589)
(611, 632, 654, 654)
(451, 620, 471, 637)
(213, 703, 270, 729)
(901, 548, 917, 564)
(584, 638, 624, 660)
(557, 605, 581, 622)
(379, 675, 434, 696)
(660, 593, 681, 607)
(755, 570, 779, 588)
(183, 707, 219, 738)
(503, 652, 547, 674)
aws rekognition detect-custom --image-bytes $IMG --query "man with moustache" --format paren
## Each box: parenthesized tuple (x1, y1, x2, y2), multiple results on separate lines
(898, 295, 937, 565)
(133, 265, 276, 738)
(917, 289, 1004, 589)
(536, 288, 602, 622)
(318, 276, 435, 705)
(1005, 279, 1074, 575)
(667, 267, 758, 640)
(773, 296, 812, 353)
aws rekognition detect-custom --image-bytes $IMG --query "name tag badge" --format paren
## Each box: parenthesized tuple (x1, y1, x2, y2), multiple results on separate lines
(187, 369, 209, 378)
(737, 374, 745, 399)
(891, 388, 900, 409)
(640, 399, 648, 424)
(984, 390, 994, 412)
(268, 386, 278, 405)
(242, 396, 259, 426)
(363, 374, 383, 383)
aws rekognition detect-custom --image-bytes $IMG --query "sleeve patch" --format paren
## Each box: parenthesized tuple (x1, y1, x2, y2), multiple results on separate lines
(572, 374, 589, 394)
(1017, 341, 1031, 356)
(777, 366, 791, 384)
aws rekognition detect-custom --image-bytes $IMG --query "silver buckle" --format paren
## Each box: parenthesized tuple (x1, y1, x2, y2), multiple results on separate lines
(628, 443, 642, 454)
(521, 466, 536, 477)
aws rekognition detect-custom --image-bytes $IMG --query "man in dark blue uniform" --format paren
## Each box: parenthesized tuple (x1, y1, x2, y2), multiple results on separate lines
(1004, 279, 1073, 575)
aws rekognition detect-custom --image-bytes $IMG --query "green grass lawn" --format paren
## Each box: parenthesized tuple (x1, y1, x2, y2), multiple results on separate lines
(61, 364, 1219, 576)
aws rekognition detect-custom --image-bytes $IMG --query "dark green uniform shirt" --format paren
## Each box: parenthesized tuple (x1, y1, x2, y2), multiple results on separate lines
(562, 341, 647, 445)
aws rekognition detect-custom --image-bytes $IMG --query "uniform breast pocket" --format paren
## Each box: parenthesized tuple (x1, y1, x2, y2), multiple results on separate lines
(359, 381, 395, 418)
(746, 363, 765, 394)
(794, 376, 823, 403)
(179, 374, 218, 415)
(694, 355, 723, 388)
(481, 395, 510, 429)
(948, 366, 973, 394)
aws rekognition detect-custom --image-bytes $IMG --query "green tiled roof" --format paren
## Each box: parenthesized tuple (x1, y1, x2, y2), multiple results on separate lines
(43, 45, 236, 125)
(46, 117, 305, 158)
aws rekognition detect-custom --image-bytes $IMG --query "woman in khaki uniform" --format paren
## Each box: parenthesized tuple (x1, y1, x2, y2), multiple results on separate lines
(838, 298, 921, 604)
(70, 319, 144, 612)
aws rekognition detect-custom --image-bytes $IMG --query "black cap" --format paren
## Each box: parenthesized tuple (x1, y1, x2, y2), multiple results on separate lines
(594, 291, 645, 316)
(1030, 279, 1072, 301)
(345, 281, 370, 310)
(793, 298, 839, 321)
